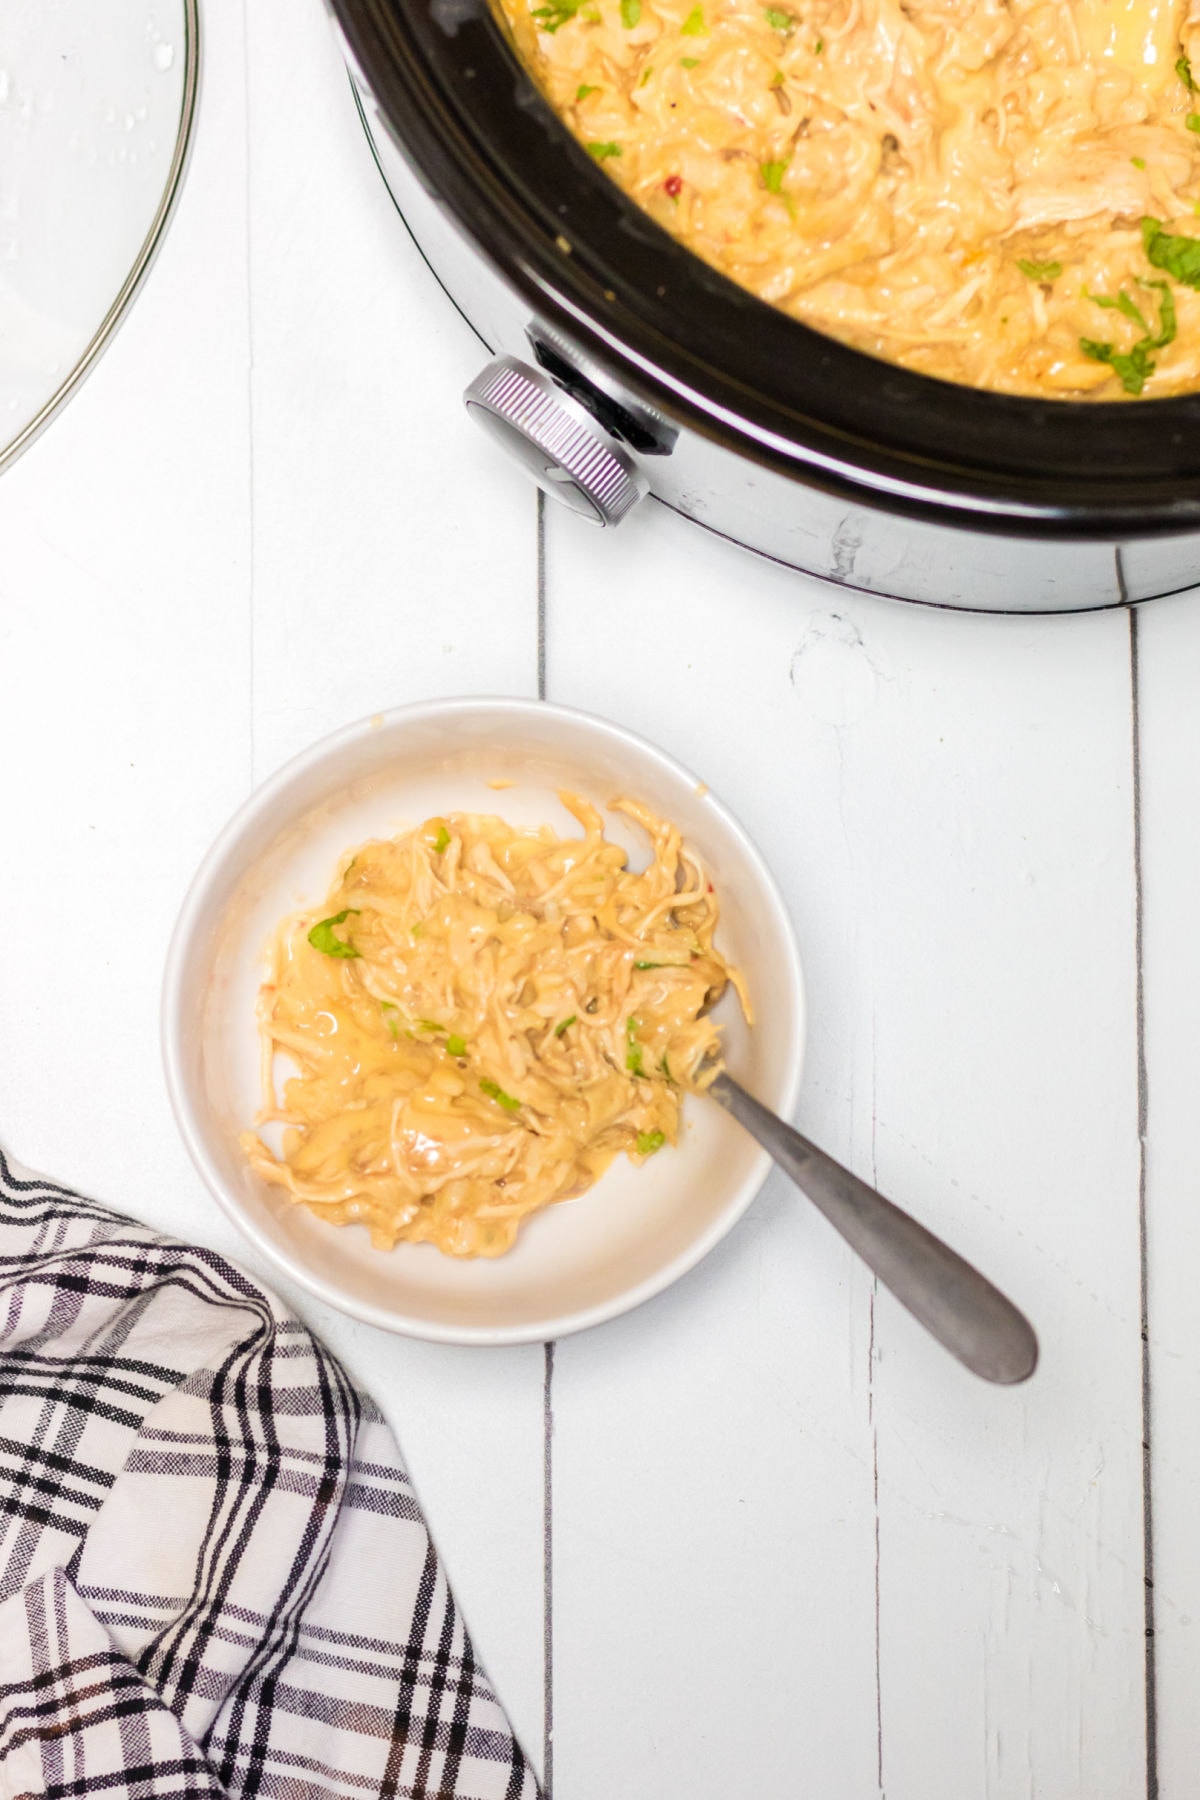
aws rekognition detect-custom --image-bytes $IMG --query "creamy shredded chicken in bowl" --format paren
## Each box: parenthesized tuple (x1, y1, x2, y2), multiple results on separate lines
(163, 699, 804, 1344)
(498, 0, 1200, 396)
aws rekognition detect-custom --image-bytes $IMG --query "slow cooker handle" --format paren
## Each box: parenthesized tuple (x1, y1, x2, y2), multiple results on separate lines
(465, 356, 648, 527)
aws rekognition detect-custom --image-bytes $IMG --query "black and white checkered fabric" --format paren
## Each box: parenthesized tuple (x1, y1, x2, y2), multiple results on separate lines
(0, 1148, 539, 1800)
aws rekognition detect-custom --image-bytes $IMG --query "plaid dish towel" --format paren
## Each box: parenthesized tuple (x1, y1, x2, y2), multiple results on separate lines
(0, 1147, 539, 1800)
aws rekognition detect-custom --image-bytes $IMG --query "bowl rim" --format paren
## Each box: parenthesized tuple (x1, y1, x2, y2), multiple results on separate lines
(161, 695, 806, 1345)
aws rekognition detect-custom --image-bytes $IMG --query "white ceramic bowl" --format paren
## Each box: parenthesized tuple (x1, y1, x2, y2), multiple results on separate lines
(162, 698, 805, 1343)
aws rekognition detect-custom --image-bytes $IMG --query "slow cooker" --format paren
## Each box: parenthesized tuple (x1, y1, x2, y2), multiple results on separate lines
(327, 0, 1200, 612)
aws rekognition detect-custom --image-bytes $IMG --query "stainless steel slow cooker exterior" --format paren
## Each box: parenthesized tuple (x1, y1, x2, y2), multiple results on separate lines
(329, 0, 1200, 613)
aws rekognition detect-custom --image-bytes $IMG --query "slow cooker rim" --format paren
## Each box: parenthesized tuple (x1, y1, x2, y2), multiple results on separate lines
(330, 0, 1200, 537)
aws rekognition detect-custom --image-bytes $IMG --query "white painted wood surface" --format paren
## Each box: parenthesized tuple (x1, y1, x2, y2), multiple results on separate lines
(0, 1, 1192, 1794)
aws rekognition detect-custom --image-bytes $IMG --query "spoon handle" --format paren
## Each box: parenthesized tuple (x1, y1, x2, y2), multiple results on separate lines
(709, 1072, 1038, 1385)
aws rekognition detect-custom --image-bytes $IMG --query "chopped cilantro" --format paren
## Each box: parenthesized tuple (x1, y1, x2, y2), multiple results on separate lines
(1141, 278, 1177, 346)
(587, 140, 623, 159)
(680, 6, 706, 33)
(765, 5, 795, 27)
(1179, 53, 1197, 91)
(1017, 258, 1062, 281)
(576, 82, 599, 99)
(1079, 274, 1175, 394)
(770, 67, 785, 85)
(381, 1002, 400, 1039)
(1188, 113, 1200, 131)
(813, 35, 824, 50)
(1131, 155, 1146, 170)
(532, 0, 585, 29)
(308, 910, 361, 959)
(416, 1019, 441, 1032)
(432, 824, 451, 854)
(621, 0, 641, 23)
(760, 156, 790, 193)
(658, 1054, 673, 1081)
(626, 1016, 646, 1077)
(410, 922, 424, 938)
(1080, 337, 1155, 395)
(554, 1015, 577, 1036)
(639, 63, 653, 84)
(480, 1079, 521, 1113)
(1087, 288, 1151, 333)
(680, 54, 700, 65)
(636, 1130, 665, 1155)
(1142, 215, 1200, 287)
(446, 1033, 468, 1057)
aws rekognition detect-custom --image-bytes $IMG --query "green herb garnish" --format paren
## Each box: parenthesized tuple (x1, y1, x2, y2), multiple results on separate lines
(680, 6, 706, 32)
(576, 82, 599, 99)
(532, 0, 585, 29)
(1080, 337, 1155, 394)
(621, 0, 641, 23)
(381, 1002, 400, 1038)
(308, 910, 361, 959)
(480, 1078, 521, 1113)
(636, 1131, 665, 1155)
(1131, 155, 1146, 170)
(432, 825, 451, 854)
(555, 1015, 577, 1037)
(1142, 216, 1200, 287)
(760, 156, 790, 193)
(446, 1034, 468, 1057)
(1188, 113, 1200, 132)
(587, 140, 623, 159)
(813, 35, 824, 51)
(1017, 258, 1062, 281)
(1142, 278, 1177, 345)
(410, 922, 424, 938)
(417, 1019, 441, 1032)
(765, 5, 795, 27)
(680, 54, 700, 65)
(639, 63, 654, 84)
(1079, 275, 1175, 395)
(1179, 53, 1197, 90)
(626, 1016, 646, 1077)
(1087, 288, 1151, 331)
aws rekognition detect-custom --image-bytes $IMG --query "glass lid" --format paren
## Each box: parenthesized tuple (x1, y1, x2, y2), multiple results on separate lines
(0, 0, 198, 474)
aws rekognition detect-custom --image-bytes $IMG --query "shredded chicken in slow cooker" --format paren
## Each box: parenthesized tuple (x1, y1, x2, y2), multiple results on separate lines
(242, 797, 747, 1257)
(499, 0, 1200, 395)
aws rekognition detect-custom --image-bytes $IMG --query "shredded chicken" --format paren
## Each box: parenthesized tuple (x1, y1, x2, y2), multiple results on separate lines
(500, 0, 1200, 395)
(241, 797, 747, 1258)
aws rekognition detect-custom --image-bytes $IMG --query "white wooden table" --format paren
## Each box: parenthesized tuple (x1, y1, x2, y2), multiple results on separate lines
(2, 3, 1197, 1795)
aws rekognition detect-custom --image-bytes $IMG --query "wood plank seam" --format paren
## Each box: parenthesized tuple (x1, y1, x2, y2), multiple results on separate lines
(539, 489, 554, 1799)
(1130, 604, 1158, 1800)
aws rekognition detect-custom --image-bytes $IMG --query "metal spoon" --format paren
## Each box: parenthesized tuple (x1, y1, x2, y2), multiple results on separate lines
(708, 1071, 1038, 1385)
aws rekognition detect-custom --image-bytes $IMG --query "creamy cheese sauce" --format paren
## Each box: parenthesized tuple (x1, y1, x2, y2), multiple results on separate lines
(241, 796, 747, 1258)
(499, 0, 1200, 395)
